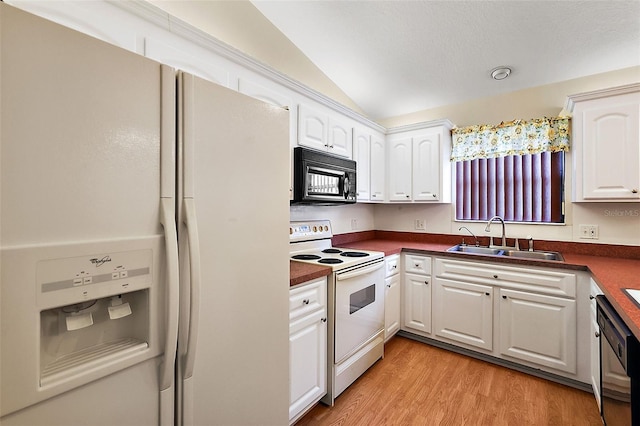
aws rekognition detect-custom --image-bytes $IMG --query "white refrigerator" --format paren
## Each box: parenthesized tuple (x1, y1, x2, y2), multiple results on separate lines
(0, 4, 290, 426)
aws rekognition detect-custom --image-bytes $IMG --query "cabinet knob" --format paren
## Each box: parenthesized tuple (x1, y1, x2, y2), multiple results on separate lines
(589, 295, 595, 300)
(432, 194, 437, 198)
(632, 189, 638, 194)
(303, 299, 310, 305)
(424, 280, 429, 285)
(485, 292, 490, 296)
(595, 331, 600, 338)
(502, 295, 507, 299)
(406, 195, 410, 199)
(386, 284, 391, 288)
(493, 274, 498, 279)
(414, 264, 420, 268)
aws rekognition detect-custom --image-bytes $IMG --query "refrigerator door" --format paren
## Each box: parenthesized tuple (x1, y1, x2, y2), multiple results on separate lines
(177, 72, 290, 425)
(0, 4, 177, 425)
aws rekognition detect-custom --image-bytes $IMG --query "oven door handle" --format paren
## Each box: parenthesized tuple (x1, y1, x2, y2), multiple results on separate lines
(336, 261, 384, 281)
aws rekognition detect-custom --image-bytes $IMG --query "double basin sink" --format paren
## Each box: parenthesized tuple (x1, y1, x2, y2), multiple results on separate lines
(447, 244, 564, 262)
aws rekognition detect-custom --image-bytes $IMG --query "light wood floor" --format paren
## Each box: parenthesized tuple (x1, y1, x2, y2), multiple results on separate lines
(297, 336, 602, 425)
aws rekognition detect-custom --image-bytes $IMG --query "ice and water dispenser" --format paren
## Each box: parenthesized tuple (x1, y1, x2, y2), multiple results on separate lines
(37, 248, 153, 387)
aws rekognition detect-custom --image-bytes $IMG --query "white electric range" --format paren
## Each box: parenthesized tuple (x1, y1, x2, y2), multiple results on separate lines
(289, 220, 385, 406)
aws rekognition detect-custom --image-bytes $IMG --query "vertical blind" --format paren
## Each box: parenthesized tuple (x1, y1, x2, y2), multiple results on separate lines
(451, 117, 569, 223)
(455, 151, 564, 222)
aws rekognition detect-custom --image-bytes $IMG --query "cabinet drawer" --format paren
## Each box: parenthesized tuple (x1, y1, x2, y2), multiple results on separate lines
(290, 277, 326, 322)
(434, 257, 576, 298)
(385, 255, 400, 277)
(404, 254, 431, 275)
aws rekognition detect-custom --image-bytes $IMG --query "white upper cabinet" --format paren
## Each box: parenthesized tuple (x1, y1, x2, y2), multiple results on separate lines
(353, 128, 386, 201)
(386, 120, 453, 203)
(328, 116, 353, 158)
(298, 104, 352, 159)
(568, 83, 640, 202)
(353, 128, 371, 201)
(387, 137, 413, 201)
(413, 129, 445, 201)
(370, 135, 386, 201)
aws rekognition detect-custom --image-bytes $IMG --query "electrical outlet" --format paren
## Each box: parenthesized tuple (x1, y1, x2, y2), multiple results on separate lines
(351, 219, 358, 230)
(579, 224, 599, 239)
(415, 219, 426, 230)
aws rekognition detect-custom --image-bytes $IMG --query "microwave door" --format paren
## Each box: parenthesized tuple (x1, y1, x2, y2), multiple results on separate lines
(306, 166, 346, 201)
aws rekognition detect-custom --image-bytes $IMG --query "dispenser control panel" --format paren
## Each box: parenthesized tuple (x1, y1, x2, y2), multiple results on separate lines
(37, 249, 152, 309)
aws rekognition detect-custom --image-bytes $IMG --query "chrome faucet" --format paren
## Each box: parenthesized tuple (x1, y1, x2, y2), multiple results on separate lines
(485, 216, 507, 248)
(458, 226, 479, 246)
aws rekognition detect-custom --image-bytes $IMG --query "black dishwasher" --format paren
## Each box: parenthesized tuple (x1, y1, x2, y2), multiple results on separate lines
(596, 295, 640, 425)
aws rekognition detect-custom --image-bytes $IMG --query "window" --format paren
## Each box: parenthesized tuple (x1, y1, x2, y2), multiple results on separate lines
(455, 151, 564, 223)
(451, 117, 569, 224)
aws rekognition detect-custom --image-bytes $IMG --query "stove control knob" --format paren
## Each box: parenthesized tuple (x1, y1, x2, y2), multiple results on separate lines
(313, 226, 317, 232)
(289, 228, 293, 235)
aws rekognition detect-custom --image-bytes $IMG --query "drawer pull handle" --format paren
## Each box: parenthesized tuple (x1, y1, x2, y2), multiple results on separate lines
(303, 299, 310, 305)
(493, 274, 498, 279)
(502, 295, 507, 300)
(632, 189, 638, 194)
(321, 318, 327, 323)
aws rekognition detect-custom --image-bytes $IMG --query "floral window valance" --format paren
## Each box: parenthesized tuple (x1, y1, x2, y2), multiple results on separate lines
(450, 116, 570, 162)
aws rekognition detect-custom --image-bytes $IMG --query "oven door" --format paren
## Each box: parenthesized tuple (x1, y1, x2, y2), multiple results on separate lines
(334, 260, 385, 363)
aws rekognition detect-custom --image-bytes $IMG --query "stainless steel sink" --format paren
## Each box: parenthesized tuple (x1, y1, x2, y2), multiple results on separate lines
(447, 245, 564, 262)
(447, 245, 504, 256)
(502, 249, 564, 261)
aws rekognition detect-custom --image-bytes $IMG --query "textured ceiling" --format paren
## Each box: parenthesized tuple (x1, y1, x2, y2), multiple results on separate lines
(252, 1, 640, 120)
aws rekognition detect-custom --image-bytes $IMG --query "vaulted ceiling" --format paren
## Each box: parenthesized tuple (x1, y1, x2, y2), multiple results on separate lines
(252, 1, 640, 120)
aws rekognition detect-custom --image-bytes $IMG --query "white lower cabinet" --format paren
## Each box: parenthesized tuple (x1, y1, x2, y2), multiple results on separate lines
(433, 278, 493, 351)
(384, 255, 401, 341)
(421, 257, 587, 381)
(289, 277, 327, 424)
(402, 254, 432, 334)
(589, 279, 603, 409)
(498, 288, 576, 373)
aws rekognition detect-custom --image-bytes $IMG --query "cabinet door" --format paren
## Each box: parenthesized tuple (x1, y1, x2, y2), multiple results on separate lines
(388, 138, 412, 201)
(353, 129, 371, 201)
(576, 91, 640, 200)
(591, 317, 601, 410)
(289, 310, 327, 422)
(298, 104, 328, 152)
(370, 135, 386, 201)
(403, 272, 431, 334)
(328, 117, 353, 159)
(433, 278, 493, 350)
(384, 274, 401, 341)
(499, 288, 576, 373)
(412, 131, 441, 201)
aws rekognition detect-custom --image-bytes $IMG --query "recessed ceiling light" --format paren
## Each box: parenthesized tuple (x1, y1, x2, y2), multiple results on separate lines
(490, 66, 512, 80)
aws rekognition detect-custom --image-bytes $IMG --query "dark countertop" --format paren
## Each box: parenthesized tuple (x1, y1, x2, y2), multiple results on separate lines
(333, 237, 640, 341)
(289, 230, 640, 340)
(289, 260, 331, 287)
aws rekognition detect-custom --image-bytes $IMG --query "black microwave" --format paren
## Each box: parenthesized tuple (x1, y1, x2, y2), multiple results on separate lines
(291, 147, 357, 205)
